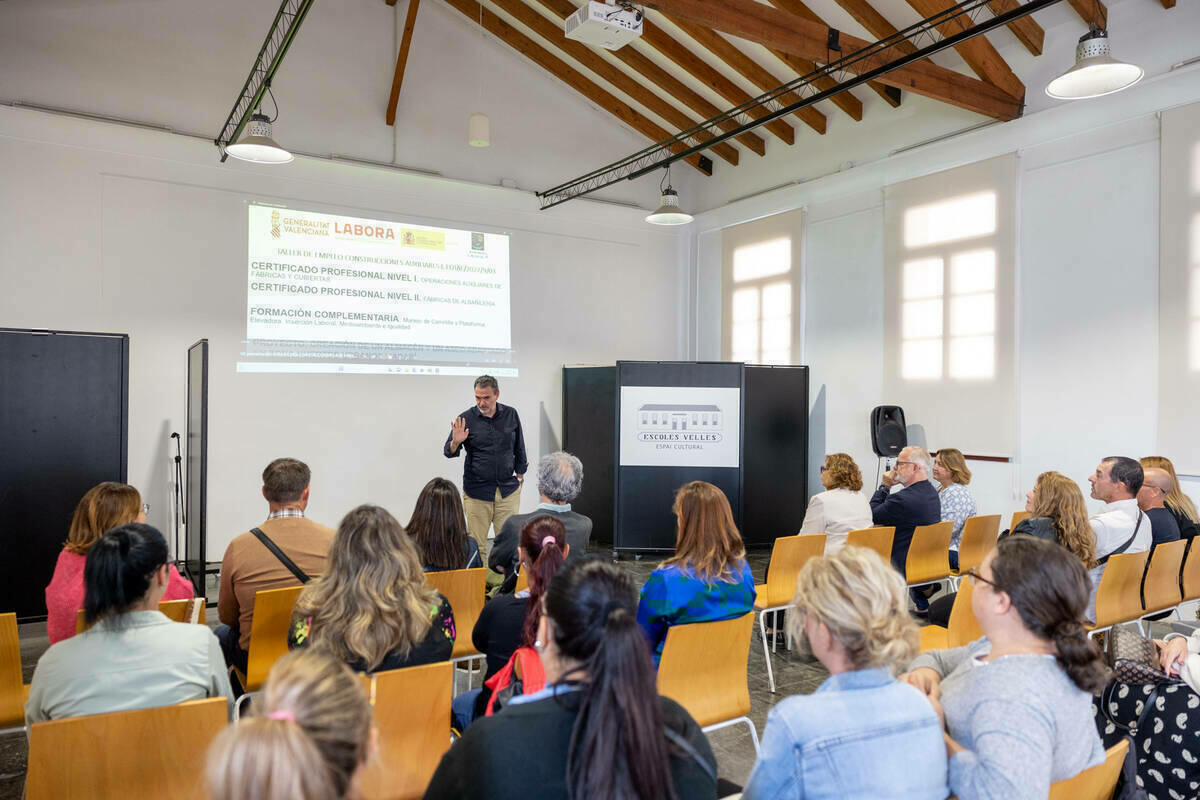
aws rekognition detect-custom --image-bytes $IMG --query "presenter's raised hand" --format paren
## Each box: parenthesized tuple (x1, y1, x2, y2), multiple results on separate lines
(451, 416, 470, 447)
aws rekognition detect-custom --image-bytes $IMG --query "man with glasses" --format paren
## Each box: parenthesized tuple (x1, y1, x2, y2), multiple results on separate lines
(1138, 467, 1181, 546)
(869, 446, 940, 603)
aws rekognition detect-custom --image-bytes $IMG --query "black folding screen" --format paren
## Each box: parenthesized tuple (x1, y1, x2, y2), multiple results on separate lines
(562, 366, 617, 548)
(0, 329, 129, 620)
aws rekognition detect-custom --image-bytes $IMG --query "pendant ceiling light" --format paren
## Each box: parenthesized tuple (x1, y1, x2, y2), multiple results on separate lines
(645, 164, 693, 226)
(1045, 25, 1143, 100)
(225, 82, 293, 164)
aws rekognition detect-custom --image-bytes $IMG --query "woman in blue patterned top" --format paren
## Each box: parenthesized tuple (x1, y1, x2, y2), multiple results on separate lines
(934, 449, 978, 572)
(637, 481, 757, 665)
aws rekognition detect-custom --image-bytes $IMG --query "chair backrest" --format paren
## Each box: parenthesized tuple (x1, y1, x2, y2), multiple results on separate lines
(1091, 551, 1151, 631)
(244, 585, 305, 691)
(762, 535, 825, 607)
(1047, 739, 1129, 800)
(844, 526, 895, 564)
(0, 613, 23, 729)
(425, 568, 486, 660)
(76, 598, 208, 634)
(1142, 539, 1187, 613)
(657, 613, 753, 728)
(905, 521, 954, 584)
(514, 569, 528, 595)
(947, 579, 983, 648)
(360, 661, 453, 800)
(956, 515, 1001, 574)
(25, 696, 227, 800)
(1181, 540, 1200, 602)
(1010, 510, 1031, 532)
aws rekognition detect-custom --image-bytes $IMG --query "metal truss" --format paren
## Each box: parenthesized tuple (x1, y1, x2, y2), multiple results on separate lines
(536, 0, 1062, 210)
(213, 0, 318, 161)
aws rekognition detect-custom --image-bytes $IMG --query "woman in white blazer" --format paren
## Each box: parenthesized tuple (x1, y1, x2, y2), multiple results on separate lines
(799, 453, 875, 553)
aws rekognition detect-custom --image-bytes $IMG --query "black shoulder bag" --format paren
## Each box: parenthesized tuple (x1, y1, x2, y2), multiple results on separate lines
(1097, 511, 1145, 566)
(251, 527, 311, 584)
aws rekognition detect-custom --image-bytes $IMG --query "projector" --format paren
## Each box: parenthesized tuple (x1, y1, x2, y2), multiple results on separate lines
(564, 1, 644, 50)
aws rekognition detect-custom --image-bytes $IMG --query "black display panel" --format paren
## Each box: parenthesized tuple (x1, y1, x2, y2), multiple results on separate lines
(185, 339, 208, 595)
(742, 365, 810, 547)
(562, 366, 617, 548)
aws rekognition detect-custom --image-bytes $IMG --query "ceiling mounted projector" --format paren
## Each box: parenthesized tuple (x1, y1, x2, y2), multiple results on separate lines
(564, 1, 643, 50)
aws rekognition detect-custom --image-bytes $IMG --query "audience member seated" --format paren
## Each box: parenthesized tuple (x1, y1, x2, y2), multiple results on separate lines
(1138, 467, 1182, 546)
(217, 457, 336, 675)
(490, 451, 591, 585)
(407, 477, 482, 572)
(1087, 456, 1151, 621)
(797, 453, 873, 553)
(206, 650, 373, 800)
(933, 449, 978, 571)
(870, 446, 940, 612)
(26, 523, 232, 724)
(423, 559, 718, 800)
(636, 481, 756, 665)
(930, 471, 1098, 627)
(1140, 456, 1200, 541)
(44, 481, 193, 644)
(289, 505, 454, 673)
(742, 546, 949, 800)
(452, 515, 568, 731)
(902, 536, 1108, 800)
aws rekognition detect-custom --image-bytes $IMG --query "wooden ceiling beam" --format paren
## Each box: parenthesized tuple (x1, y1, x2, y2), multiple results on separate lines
(984, 0, 1044, 55)
(663, 16, 828, 133)
(641, 0, 1024, 120)
(386, 0, 422, 125)
(440, 0, 712, 174)
(1067, 0, 1106, 27)
(904, 0, 1025, 101)
(491, 0, 739, 165)
(530, 0, 768, 156)
(770, 47, 864, 120)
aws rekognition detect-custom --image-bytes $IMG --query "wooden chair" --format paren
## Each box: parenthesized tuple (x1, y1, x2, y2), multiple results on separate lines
(919, 579, 982, 653)
(514, 569, 528, 595)
(233, 585, 305, 718)
(844, 526, 895, 564)
(657, 613, 759, 753)
(25, 696, 227, 800)
(0, 612, 30, 734)
(905, 521, 954, 589)
(1047, 739, 1129, 800)
(1009, 510, 1031, 532)
(1141, 539, 1187, 619)
(1088, 551, 1151, 638)
(753, 534, 825, 693)
(1180, 541, 1200, 605)
(76, 597, 207, 634)
(952, 515, 1001, 578)
(425, 568, 486, 693)
(360, 662, 453, 800)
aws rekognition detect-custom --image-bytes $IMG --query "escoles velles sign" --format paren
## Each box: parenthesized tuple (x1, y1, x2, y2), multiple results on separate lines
(618, 386, 741, 468)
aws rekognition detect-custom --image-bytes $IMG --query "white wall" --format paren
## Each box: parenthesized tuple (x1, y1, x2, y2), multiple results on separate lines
(0, 104, 686, 558)
(691, 64, 1200, 521)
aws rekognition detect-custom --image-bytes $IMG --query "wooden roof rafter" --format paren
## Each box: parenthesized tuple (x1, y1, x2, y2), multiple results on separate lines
(904, 0, 1025, 101)
(386, 0, 422, 125)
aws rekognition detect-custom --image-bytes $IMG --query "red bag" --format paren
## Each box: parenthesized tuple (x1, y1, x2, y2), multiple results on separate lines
(483, 647, 545, 717)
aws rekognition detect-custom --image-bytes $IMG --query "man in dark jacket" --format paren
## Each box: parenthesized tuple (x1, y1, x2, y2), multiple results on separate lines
(870, 446, 941, 580)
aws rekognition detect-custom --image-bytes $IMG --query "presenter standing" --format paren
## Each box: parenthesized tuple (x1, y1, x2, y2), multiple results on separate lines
(444, 375, 527, 582)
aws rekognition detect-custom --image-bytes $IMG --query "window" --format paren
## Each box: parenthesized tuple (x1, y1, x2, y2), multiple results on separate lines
(721, 210, 802, 365)
(883, 155, 1016, 456)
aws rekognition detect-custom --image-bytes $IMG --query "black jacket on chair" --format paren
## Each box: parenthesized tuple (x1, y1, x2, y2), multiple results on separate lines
(870, 480, 941, 576)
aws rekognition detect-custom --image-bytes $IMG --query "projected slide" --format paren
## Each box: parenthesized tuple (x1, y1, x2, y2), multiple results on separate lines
(238, 203, 514, 375)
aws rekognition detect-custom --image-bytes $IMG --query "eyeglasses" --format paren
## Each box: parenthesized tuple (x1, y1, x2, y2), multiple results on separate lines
(966, 568, 998, 589)
(819, 465, 828, 472)
(895, 460, 917, 468)
(142, 503, 151, 515)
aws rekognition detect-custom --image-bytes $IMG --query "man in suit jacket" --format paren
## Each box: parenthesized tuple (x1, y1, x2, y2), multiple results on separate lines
(490, 451, 592, 583)
(870, 446, 941, 580)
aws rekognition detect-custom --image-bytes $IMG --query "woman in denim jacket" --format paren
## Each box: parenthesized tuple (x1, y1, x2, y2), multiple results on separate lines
(742, 547, 949, 800)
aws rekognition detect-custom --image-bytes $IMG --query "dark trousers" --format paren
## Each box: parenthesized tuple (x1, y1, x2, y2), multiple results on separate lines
(215, 623, 249, 675)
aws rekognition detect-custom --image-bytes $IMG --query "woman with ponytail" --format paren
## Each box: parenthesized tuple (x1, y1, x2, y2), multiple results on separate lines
(742, 546, 948, 799)
(901, 536, 1108, 800)
(451, 515, 569, 731)
(26, 523, 232, 724)
(424, 559, 718, 800)
(206, 650, 374, 800)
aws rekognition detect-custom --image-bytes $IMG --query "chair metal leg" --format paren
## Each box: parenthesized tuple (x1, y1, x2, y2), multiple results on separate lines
(702, 715, 761, 756)
(759, 611, 776, 694)
(234, 690, 257, 722)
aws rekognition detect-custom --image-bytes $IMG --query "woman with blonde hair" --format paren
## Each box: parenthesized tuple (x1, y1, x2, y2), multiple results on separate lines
(798, 453, 873, 554)
(636, 481, 756, 665)
(932, 449, 978, 571)
(289, 504, 455, 673)
(1140, 456, 1200, 541)
(206, 650, 374, 800)
(45, 481, 193, 643)
(743, 546, 948, 799)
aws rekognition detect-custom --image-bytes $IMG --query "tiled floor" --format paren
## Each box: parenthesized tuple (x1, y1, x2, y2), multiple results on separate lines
(0, 550, 827, 798)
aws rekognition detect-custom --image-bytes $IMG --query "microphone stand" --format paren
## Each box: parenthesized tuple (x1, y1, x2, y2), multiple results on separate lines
(171, 432, 187, 577)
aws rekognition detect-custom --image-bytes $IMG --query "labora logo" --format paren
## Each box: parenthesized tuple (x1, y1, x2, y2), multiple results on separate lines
(335, 221, 396, 240)
(270, 210, 281, 239)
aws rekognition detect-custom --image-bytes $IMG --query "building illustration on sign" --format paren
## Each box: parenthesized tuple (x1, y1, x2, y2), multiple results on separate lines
(637, 403, 722, 432)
